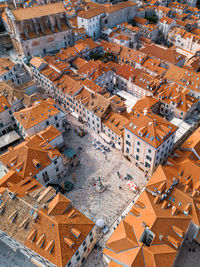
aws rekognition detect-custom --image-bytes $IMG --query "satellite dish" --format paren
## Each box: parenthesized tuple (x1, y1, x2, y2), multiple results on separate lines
(96, 219, 105, 228)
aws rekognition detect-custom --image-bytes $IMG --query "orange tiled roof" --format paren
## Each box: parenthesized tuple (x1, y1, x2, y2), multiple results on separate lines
(0, 57, 15, 76)
(0, 177, 94, 267)
(164, 65, 200, 93)
(14, 98, 59, 130)
(104, 188, 191, 267)
(140, 44, 186, 65)
(125, 110, 177, 148)
(103, 111, 129, 136)
(12, 2, 65, 20)
(0, 132, 61, 179)
(155, 83, 198, 112)
(132, 96, 159, 112)
(0, 95, 11, 113)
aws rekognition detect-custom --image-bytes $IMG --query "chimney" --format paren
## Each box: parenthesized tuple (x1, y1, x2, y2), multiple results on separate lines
(184, 185, 190, 193)
(171, 206, 178, 216)
(162, 200, 168, 209)
(154, 196, 160, 204)
(143, 108, 148, 116)
(191, 189, 198, 198)
(184, 203, 191, 215)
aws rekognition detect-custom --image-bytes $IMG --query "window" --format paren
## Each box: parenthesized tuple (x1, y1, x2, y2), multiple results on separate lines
(89, 232, 93, 237)
(137, 148, 139, 153)
(77, 256, 80, 262)
(148, 149, 151, 153)
(75, 251, 79, 257)
(136, 155, 139, 161)
(55, 116, 58, 121)
(84, 246, 87, 252)
(145, 162, 150, 168)
(83, 241, 86, 246)
(126, 140, 131, 146)
(9, 110, 12, 115)
(43, 176, 49, 183)
(146, 155, 152, 161)
(54, 160, 57, 165)
(46, 121, 49, 126)
(127, 134, 130, 138)
(126, 147, 129, 153)
(137, 141, 140, 146)
(56, 123, 59, 128)
(90, 237, 93, 243)
(56, 167, 59, 172)
(68, 262, 72, 267)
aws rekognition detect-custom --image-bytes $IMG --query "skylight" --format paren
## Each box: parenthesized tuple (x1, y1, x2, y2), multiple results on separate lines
(156, 136, 160, 141)
(150, 136, 154, 141)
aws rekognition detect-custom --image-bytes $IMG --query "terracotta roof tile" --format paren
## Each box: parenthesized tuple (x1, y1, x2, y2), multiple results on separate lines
(14, 98, 59, 130)
(12, 2, 65, 20)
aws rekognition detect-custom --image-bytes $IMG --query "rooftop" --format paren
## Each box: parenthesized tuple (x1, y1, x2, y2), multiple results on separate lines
(0, 177, 94, 267)
(0, 58, 15, 76)
(14, 98, 60, 130)
(0, 129, 61, 178)
(12, 2, 66, 20)
(140, 44, 185, 65)
(125, 110, 177, 148)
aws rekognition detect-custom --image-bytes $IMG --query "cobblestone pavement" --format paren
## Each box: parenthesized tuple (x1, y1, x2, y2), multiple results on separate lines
(60, 114, 148, 266)
(61, 115, 147, 225)
(0, 113, 148, 267)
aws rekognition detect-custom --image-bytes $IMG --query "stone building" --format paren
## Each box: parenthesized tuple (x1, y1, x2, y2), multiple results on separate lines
(0, 175, 96, 267)
(77, 1, 137, 39)
(5, 2, 73, 58)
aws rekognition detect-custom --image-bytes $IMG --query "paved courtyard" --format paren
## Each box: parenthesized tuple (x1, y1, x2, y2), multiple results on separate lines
(61, 116, 147, 225)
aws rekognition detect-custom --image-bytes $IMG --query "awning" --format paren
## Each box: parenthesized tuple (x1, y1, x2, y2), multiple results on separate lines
(71, 112, 79, 119)
(0, 131, 20, 149)
(99, 132, 111, 143)
(63, 148, 76, 159)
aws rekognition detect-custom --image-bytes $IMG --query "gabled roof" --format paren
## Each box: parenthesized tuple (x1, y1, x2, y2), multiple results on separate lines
(0, 178, 94, 267)
(164, 65, 200, 93)
(0, 132, 61, 178)
(140, 44, 185, 65)
(85, 93, 110, 118)
(0, 57, 15, 76)
(0, 95, 11, 113)
(132, 96, 159, 112)
(125, 110, 177, 148)
(14, 98, 59, 130)
(12, 2, 65, 20)
(106, 220, 138, 253)
(104, 189, 191, 267)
